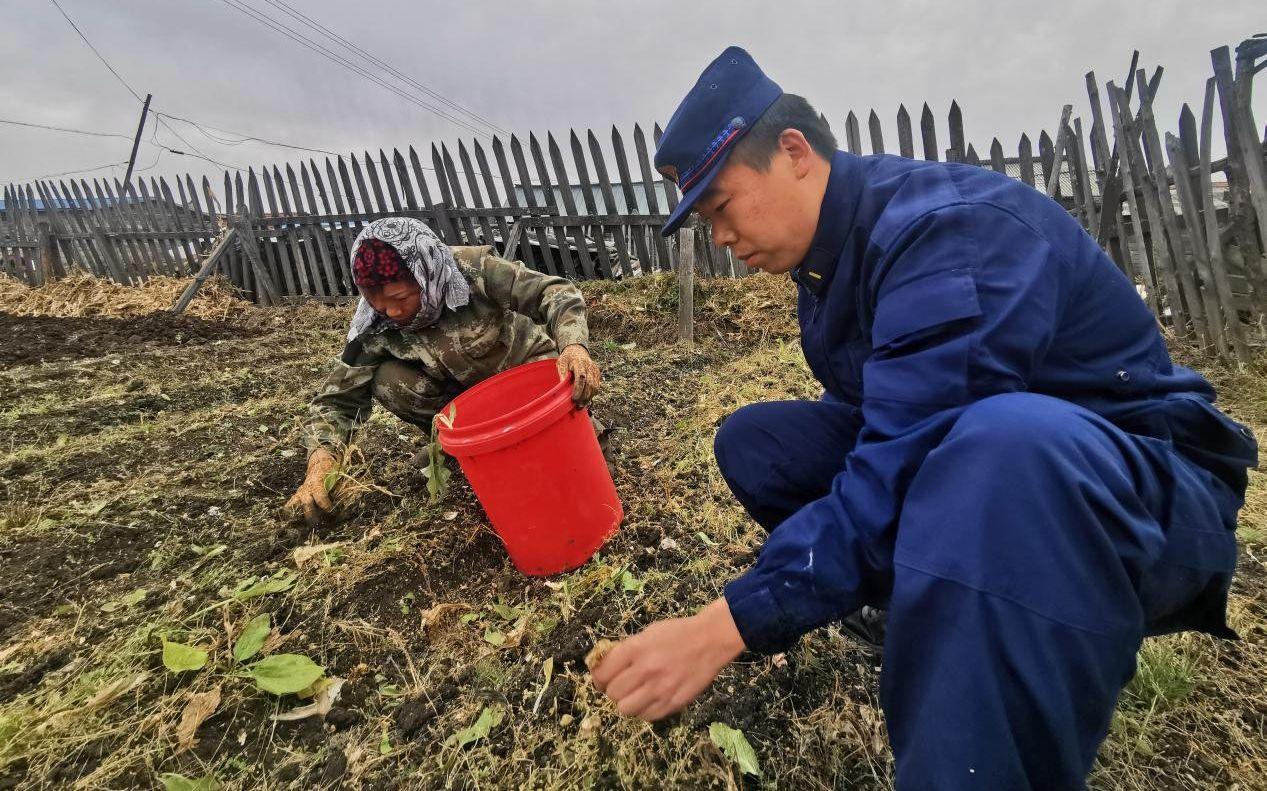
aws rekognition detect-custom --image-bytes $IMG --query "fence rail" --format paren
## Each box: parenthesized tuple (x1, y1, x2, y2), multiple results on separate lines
(3, 37, 1266, 360)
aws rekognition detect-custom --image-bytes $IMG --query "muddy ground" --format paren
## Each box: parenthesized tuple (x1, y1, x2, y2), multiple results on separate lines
(0, 274, 1264, 790)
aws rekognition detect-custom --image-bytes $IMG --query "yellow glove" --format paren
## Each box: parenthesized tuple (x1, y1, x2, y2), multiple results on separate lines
(285, 447, 337, 524)
(557, 344, 602, 405)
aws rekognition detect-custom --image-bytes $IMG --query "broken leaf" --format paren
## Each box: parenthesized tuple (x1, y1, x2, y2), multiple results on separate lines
(291, 542, 344, 569)
(233, 572, 296, 601)
(246, 654, 324, 695)
(483, 628, 506, 647)
(158, 773, 222, 791)
(459, 612, 483, 624)
(233, 613, 270, 662)
(489, 602, 526, 621)
(273, 677, 344, 722)
(175, 685, 221, 752)
(620, 570, 644, 593)
(101, 588, 148, 613)
(444, 704, 504, 748)
(162, 639, 209, 673)
(532, 656, 554, 715)
(708, 722, 761, 776)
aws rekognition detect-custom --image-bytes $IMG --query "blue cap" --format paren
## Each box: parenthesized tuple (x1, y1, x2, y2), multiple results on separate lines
(655, 47, 783, 236)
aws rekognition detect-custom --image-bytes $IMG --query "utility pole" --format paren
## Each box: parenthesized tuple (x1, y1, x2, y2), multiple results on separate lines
(122, 93, 152, 190)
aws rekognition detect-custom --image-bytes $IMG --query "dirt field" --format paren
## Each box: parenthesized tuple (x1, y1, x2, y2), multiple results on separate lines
(0, 273, 1264, 790)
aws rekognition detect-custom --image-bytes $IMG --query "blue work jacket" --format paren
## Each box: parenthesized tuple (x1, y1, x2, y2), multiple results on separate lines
(723, 150, 1258, 653)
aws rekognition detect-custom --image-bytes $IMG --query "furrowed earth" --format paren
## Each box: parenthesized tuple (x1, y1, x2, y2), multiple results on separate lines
(0, 273, 1264, 790)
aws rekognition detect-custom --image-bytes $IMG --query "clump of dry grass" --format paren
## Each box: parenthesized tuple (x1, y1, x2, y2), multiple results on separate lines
(0, 273, 253, 321)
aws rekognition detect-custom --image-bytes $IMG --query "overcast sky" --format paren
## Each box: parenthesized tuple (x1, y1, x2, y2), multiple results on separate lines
(1, 0, 1263, 195)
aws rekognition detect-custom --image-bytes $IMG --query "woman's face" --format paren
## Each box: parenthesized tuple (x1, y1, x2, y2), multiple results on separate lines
(364, 278, 422, 324)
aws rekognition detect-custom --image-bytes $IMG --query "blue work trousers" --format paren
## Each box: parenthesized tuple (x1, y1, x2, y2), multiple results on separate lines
(714, 393, 1241, 790)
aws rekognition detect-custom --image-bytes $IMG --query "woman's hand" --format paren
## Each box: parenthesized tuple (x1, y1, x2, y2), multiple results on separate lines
(591, 598, 745, 721)
(557, 344, 602, 404)
(284, 447, 337, 524)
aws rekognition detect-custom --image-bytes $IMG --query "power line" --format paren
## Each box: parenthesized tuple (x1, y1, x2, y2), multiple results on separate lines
(153, 111, 339, 156)
(261, 0, 509, 137)
(47, 0, 143, 101)
(0, 117, 134, 140)
(12, 160, 128, 182)
(213, 0, 493, 138)
(47, 0, 246, 173)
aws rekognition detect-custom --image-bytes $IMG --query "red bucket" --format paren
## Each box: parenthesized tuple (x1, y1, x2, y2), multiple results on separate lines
(437, 359, 622, 575)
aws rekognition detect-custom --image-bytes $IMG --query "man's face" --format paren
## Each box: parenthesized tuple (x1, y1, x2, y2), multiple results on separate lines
(694, 139, 822, 274)
(364, 278, 422, 324)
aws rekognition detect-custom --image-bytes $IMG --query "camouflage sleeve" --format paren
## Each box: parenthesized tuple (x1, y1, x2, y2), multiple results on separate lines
(302, 338, 384, 456)
(479, 252, 590, 350)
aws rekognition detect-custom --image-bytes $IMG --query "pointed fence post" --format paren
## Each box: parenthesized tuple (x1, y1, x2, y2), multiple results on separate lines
(678, 219, 696, 345)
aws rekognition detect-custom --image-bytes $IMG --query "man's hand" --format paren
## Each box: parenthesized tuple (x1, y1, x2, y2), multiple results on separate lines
(284, 447, 337, 524)
(557, 344, 602, 404)
(592, 598, 745, 721)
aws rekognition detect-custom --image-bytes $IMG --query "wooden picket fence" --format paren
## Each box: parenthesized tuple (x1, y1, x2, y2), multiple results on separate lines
(2, 37, 1266, 360)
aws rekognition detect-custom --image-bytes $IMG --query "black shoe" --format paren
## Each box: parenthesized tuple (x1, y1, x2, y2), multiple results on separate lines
(839, 606, 887, 650)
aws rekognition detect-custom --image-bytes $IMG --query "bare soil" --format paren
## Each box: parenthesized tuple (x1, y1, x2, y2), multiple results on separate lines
(0, 273, 1263, 790)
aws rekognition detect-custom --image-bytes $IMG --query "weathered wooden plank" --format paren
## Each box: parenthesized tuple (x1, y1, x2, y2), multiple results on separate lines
(159, 177, 201, 274)
(1018, 134, 1035, 187)
(111, 178, 158, 278)
(677, 220, 695, 343)
(120, 178, 168, 274)
(569, 129, 614, 279)
(36, 181, 86, 276)
(147, 177, 190, 274)
(327, 158, 362, 267)
(1038, 130, 1056, 195)
(633, 124, 673, 269)
(947, 101, 965, 162)
(510, 135, 561, 275)
(586, 129, 635, 278)
(844, 111, 862, 154)
(374, 150, 402, 213)
(405, 146, 451, 243)
(1093, 62, 1163, 247)
(456, 140, 499, 247)
(653, 123, 680, 212)
(258, 168, 302, 296)
(72, 179, 128, 282)
(288, 163, 339, 297)
(488, 137, 539, 270)
(172, 226, 237, 313)
(868, 110, 885, 155)
(472, 139, 513, 250)
(965, 144, 980, 166)
(1197, 76, 1253, 359)
(349, 155, 381, 242)
(1212, 44, 1267, 288)
(302, 161, 349, 294)
(989, 138, 1006, 174)
(45, 180, 95, 275)
(1134, 78, 1210, 346)
(233, 212, 278, 306)
(441, 144, 483, 243)
(276, 165, 326, 297)
(140, 178, 183, 275)
(1044, 105, 1073, 198)
(1072, 119, 1097, 231)
(431, 144, 476, 243)
(33, 181, 78, 276)
(1167, 131, 1231, 356)
(895, 104, 914, 159)
(547, 132, 598, 278)
(1108, 82, 1169, 323)
(528, 133, 578, 277)
(610, 126, 655, 270)
(920, 103, 938, 161)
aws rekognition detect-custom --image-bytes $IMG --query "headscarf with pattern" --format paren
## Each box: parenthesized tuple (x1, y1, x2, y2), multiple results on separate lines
(346, 217, 471, 341)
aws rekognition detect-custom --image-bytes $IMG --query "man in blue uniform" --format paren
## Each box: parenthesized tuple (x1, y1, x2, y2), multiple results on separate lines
(592, 47, 1258, 788)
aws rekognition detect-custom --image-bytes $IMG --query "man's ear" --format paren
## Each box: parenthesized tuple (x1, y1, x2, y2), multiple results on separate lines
(779, 129, 815, 179)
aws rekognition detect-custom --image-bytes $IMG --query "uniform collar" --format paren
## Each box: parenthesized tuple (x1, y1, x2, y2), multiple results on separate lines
(793, 150, 862, 296)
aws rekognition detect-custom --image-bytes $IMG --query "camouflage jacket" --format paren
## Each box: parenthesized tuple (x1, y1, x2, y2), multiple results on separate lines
(303, 246, 589, 452)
